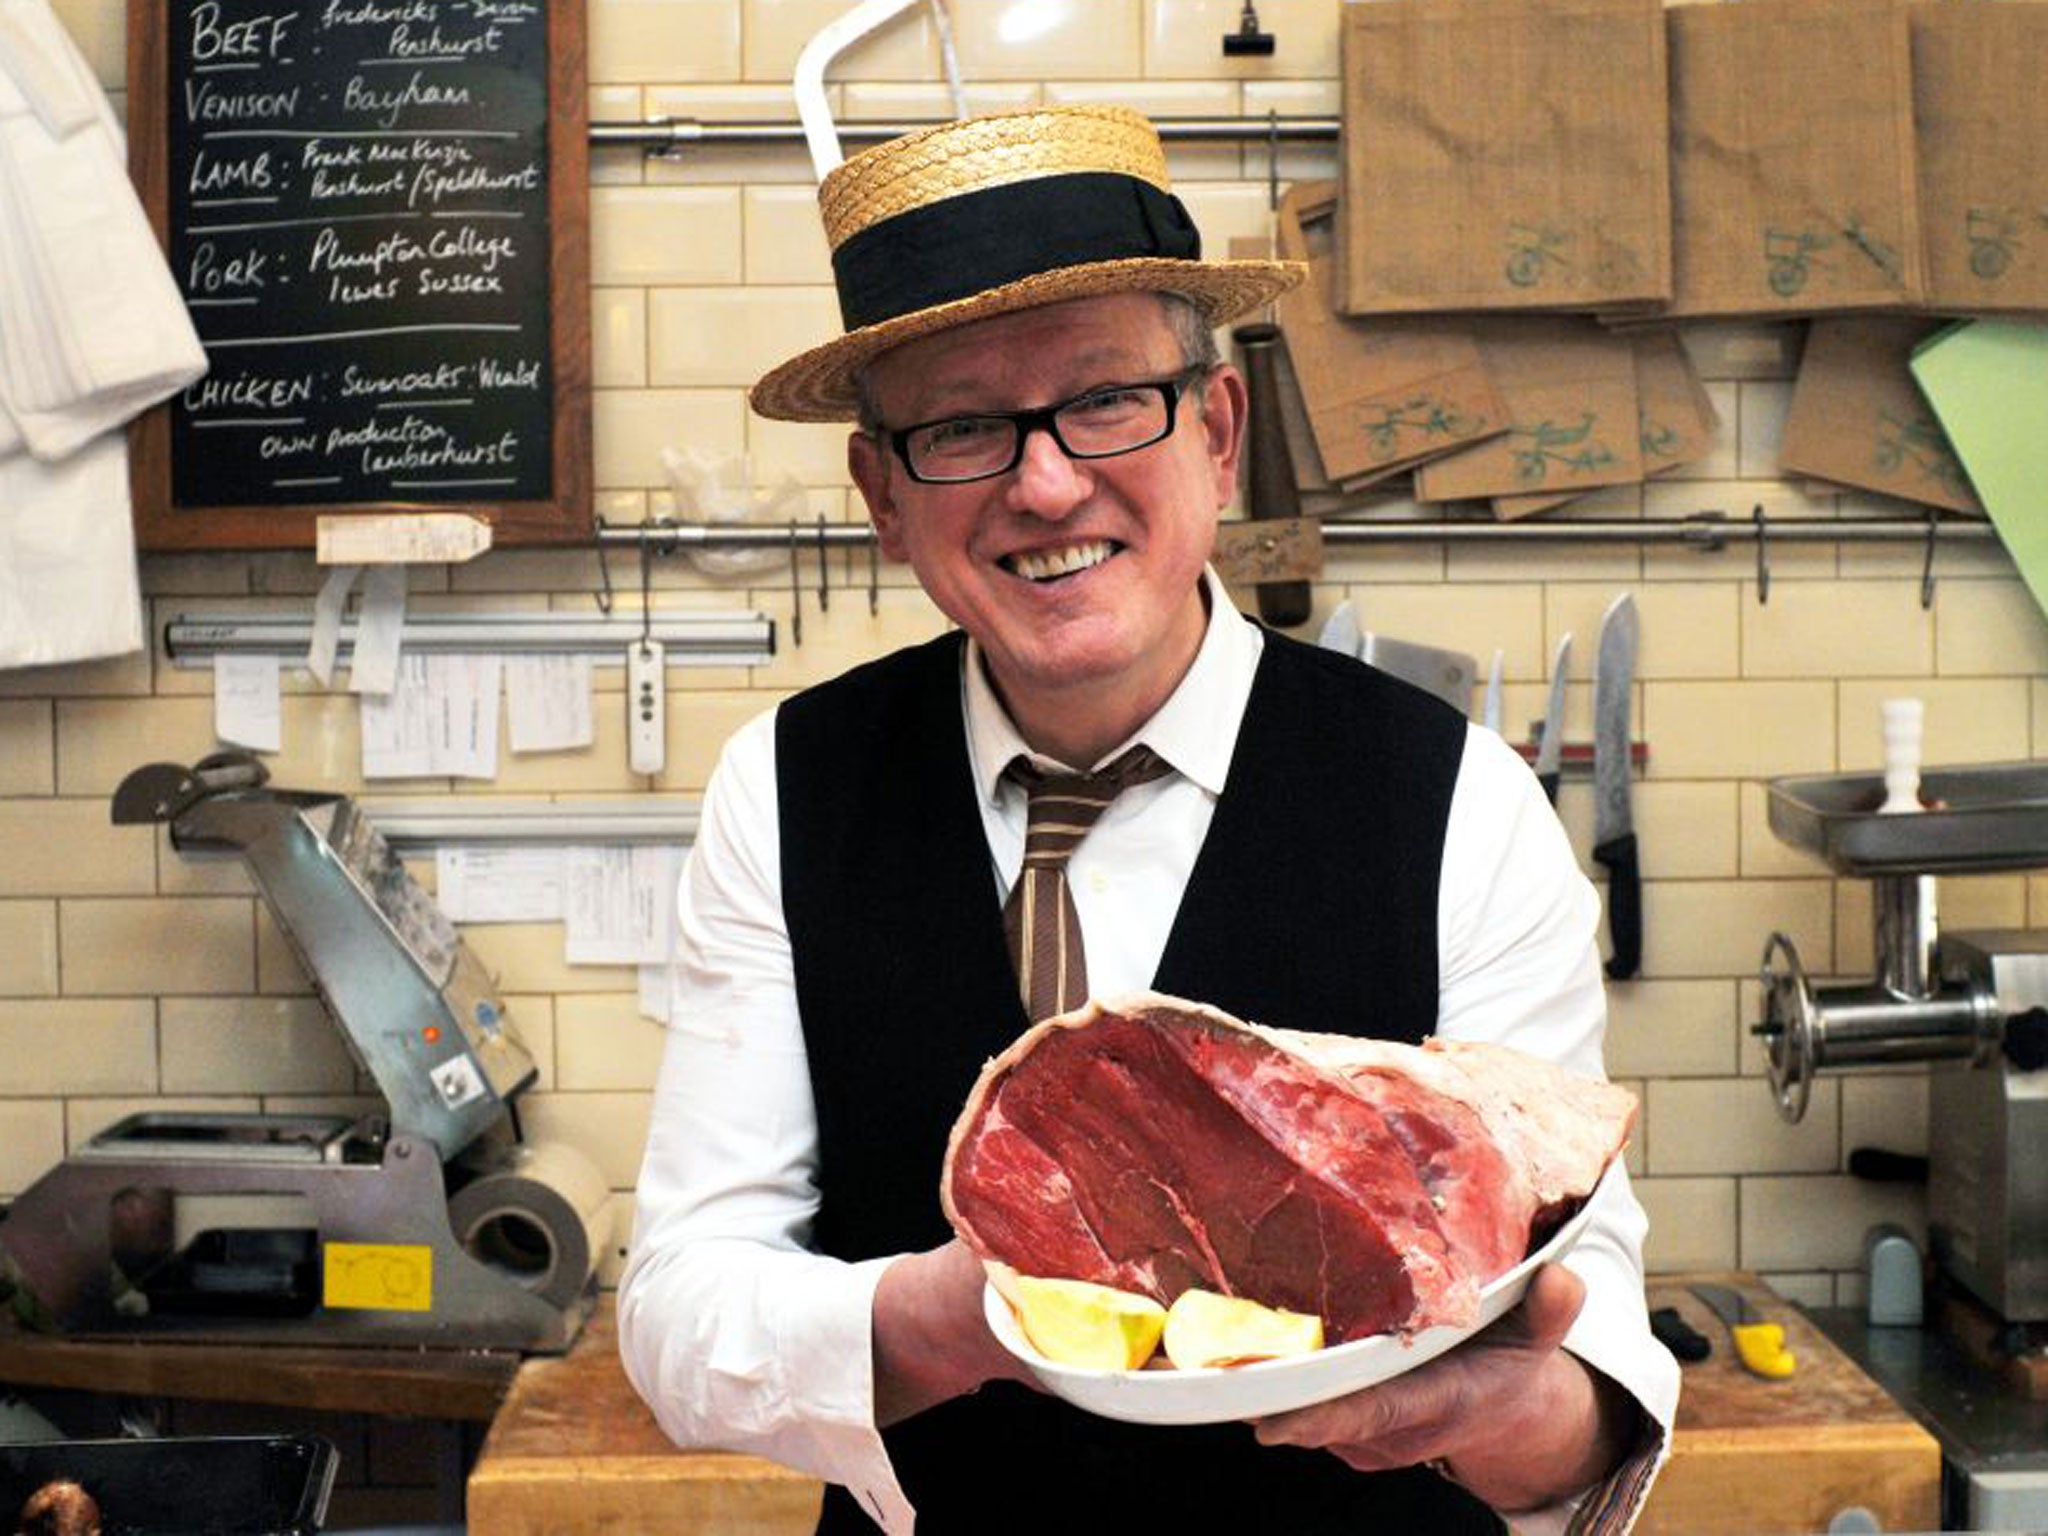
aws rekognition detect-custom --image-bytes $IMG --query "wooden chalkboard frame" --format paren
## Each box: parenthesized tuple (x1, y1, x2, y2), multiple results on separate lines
(126, 0, 592, 550)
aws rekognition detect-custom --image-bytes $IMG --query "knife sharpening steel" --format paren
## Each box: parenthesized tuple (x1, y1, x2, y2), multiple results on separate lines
(0, 753, 608, 1352)
(1755, 757, 2048, 1327)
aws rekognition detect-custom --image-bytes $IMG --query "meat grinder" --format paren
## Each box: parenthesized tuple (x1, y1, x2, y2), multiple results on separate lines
(1755, 757, 2048, 1327)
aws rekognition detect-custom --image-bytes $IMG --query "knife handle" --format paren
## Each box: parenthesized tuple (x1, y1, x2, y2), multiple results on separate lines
(1234, 322, 1313, 629)
(1732, 1321, 1796, 1379)
(1593, 831, 1641, 980)
(1538, 770, 1561, 807)
(1649, 1305, 1710, 1363)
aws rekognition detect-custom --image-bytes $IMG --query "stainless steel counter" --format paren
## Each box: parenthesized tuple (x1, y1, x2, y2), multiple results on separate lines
(1807, 1306, 2048, 1531)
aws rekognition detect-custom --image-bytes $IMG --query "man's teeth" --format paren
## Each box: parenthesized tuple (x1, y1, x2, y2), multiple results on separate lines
(1009, 541, 1115, 582)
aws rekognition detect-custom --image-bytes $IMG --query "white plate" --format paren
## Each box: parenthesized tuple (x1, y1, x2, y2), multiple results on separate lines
(981, 1161, 1612, 1426)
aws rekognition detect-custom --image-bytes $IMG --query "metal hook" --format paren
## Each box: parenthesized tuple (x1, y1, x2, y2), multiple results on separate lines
(816, 516, 831, 612)
(593, 515, 615, 615)
(867, 532, 880, 617)
(1752, 503, 1771, 605)
(788, 518, 804, 648)
(1920, 507, 1939, 610)
(638, 529, 655, 642)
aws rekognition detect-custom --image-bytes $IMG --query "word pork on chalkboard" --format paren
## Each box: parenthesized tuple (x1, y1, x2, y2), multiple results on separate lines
(129, 0, 591, 550)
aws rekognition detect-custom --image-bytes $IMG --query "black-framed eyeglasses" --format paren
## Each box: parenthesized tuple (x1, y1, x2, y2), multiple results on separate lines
(885, 366, 1210, 485)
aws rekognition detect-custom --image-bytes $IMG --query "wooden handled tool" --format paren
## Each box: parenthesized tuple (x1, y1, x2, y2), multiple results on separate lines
(1231, 323, 1312, 629)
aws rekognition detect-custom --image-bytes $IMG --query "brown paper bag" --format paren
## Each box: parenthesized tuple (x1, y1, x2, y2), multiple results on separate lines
(1337, 0, 1670, 316)
(1272, 183, 1506, 488)
(1911, 1, 2048, 313)
(1778, 317, 1982, 513)
(1489, 329, 1717, 517)
(1632, 329, 1720, 478)
(1667, 0, 1924, 317)
(1415, 318, 1645, 504)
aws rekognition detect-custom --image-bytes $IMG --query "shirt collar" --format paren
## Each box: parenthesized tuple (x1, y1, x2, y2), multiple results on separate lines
(963, 566, 1263, 803)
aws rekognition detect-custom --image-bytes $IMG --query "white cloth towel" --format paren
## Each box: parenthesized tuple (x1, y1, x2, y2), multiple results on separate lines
(0, 0, 207, 670)
(0, 0, 206, 458)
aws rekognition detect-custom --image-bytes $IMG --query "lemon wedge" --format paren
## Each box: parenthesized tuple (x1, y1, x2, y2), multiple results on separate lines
(1162, 1288, 1325, 1369)
(1011, 1276, 1168, 1370)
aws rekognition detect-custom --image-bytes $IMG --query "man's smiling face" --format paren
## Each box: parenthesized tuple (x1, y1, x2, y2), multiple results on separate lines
(849, 292, 1244, 755)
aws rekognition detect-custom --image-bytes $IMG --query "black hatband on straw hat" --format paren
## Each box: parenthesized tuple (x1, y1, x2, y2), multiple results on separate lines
(749, 105, 1304, 424)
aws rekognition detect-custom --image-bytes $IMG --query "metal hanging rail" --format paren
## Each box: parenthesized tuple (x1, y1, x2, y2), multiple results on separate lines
(588, 115, 1341, 152)
(597, 513, 1994, 617)
(595, 513, 1993, 551)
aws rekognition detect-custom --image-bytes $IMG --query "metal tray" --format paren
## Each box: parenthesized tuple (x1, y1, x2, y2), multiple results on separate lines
(1766, 761, 2048, 876)
(0, 1434, 335, 1535)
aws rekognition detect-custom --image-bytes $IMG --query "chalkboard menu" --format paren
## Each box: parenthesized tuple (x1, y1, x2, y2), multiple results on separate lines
(128, 0, 590, 549)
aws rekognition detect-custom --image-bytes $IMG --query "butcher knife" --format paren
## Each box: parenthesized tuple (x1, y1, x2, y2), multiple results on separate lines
(1318, 598, 1363, 659)
(1481, 649, 1503, 734)
(1534, 633, 1572, 805)
(1592, 595, 1641, 980)
(1689, 1283, 1796, 1379)
(1359, 632, 1478, 714)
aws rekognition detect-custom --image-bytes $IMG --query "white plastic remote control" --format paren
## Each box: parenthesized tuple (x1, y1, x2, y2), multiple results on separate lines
(628, 638, 666, 775)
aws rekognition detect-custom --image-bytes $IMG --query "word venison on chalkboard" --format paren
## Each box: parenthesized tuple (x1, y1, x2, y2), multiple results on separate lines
(130, 0, 590, 549)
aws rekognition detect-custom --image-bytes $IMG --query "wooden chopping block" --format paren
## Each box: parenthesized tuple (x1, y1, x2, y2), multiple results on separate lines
(467, 1296, 823, 1535)
(1637, 1273, 1939, 1535)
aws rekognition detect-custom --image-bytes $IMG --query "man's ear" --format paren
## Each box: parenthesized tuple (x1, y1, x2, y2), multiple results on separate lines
(1200, 364, 1250, 509)
(849, 430, 908, 561)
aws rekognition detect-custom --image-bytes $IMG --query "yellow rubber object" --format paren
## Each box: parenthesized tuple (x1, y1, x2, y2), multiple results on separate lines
(1162, 1288, 1324, 1370)
(1732, 1321, 1796, 1378)
(1011, 1276, 1167, 1370)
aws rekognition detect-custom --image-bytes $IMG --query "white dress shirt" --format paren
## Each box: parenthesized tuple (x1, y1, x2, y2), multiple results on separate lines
(618, 571, 1679, 1534)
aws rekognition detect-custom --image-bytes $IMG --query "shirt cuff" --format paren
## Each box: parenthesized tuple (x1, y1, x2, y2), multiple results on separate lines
(1495, 1401, 1669, 1536)
(777, 1253, 917, 1535)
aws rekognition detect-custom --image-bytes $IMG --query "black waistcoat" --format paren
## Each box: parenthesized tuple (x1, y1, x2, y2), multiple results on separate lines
(777, 627, 1498, 1535)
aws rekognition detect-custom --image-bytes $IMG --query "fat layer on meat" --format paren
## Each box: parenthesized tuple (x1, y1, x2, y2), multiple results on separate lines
(942, 992, 1635, 1342)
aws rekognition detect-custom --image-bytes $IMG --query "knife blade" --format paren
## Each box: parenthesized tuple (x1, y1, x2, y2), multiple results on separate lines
(1592, 594, 1641, 980)
(1360, 632, 1479, 714)
(1481, 649, 1503, 733)
(1689, 1283, 1796, 1379)
(1318, 598, 1363, 659)
(1533, 633, 1572, 804)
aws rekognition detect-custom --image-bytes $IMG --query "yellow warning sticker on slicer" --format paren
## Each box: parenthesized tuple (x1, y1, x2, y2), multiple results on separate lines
(324, 1243, 433, 1311)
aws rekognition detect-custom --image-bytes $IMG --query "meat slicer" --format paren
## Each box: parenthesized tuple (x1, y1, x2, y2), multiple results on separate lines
(1754, 757, 2048, 1328)
(0, 753, 608, 1351)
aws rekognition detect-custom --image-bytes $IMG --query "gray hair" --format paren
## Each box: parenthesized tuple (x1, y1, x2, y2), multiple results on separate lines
(853, 291, 1221, 435)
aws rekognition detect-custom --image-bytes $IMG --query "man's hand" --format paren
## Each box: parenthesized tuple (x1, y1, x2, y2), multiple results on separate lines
(872, 1238, 1039, 1427)
(1253, 1264, 1635, 1512)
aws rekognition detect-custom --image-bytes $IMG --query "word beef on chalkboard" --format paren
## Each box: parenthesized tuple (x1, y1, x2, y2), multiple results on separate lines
(130, 0, 591, 548)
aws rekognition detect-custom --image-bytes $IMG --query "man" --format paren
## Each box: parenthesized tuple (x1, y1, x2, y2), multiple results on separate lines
(620, 104, 1678, 1534)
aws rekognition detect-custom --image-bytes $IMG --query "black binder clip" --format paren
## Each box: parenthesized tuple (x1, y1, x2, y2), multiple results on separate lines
(1223, 1, 1275, 56)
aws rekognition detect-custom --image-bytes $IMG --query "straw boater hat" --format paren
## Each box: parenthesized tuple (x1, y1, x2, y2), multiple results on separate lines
(749, 104, 1305, 423)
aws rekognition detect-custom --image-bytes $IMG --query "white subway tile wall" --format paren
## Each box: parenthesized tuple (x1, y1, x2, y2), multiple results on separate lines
(2, 0, 2042, 1347)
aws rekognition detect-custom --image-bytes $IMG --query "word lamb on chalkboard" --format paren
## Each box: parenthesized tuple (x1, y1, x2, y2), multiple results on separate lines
(128, 0, 591, 549)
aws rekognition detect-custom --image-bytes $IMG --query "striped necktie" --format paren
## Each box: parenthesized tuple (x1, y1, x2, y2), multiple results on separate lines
(1001, 744, 1173, 1023)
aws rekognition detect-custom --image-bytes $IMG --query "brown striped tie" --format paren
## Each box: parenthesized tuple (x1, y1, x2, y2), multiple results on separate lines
(1001, 745, 1173, 1023)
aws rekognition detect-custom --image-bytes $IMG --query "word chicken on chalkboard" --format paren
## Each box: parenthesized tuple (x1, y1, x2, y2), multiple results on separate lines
(129, 0, 591, 549)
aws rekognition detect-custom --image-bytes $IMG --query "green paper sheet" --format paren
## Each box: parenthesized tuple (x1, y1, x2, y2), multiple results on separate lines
(1910, 318, 2048, 620)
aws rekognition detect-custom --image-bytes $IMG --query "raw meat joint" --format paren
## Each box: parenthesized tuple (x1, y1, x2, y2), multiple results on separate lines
(942, 993, 1635, 1344)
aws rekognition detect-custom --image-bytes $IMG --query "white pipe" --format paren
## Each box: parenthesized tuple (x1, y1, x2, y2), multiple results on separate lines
(794, 0, 927, 180)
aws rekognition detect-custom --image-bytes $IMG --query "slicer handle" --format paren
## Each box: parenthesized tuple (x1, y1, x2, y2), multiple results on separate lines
(1880, 697, 1924, 814)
